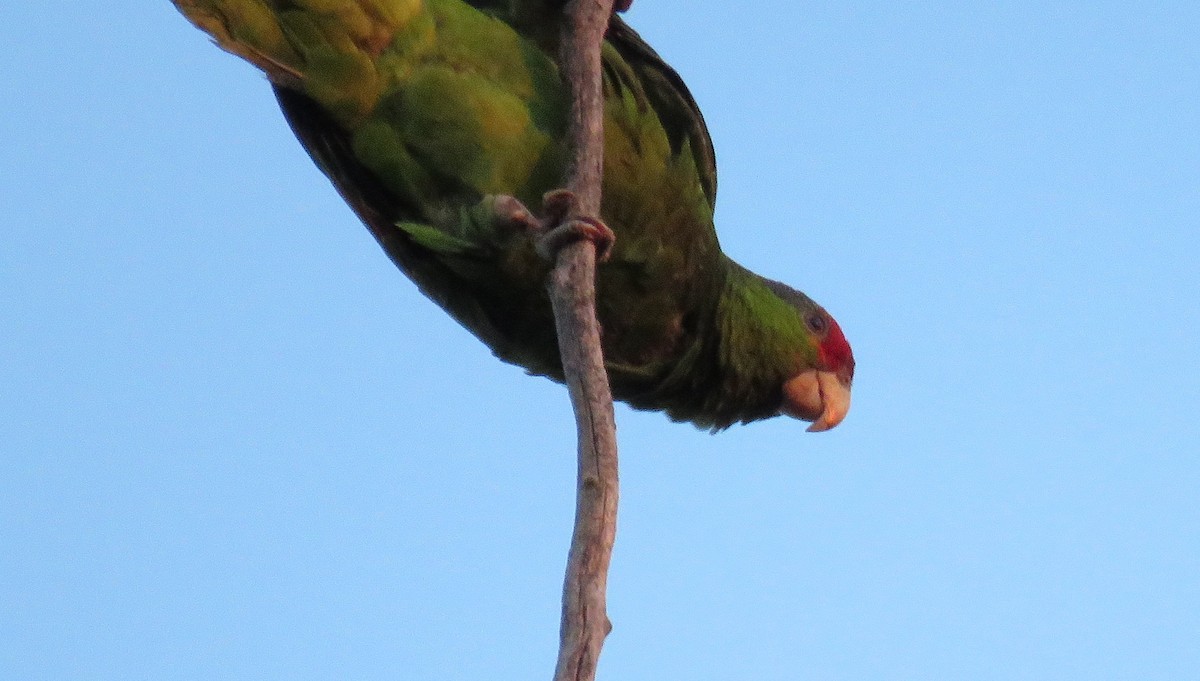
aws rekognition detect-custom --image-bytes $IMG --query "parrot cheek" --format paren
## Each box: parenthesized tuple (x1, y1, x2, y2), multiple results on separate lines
(781, 370, 852, 432)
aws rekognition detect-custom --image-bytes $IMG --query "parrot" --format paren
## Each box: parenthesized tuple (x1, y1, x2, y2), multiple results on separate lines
(170, 0, 855, 432)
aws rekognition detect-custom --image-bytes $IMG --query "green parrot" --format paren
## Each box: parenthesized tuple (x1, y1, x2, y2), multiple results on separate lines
(171, 0, 854, 431)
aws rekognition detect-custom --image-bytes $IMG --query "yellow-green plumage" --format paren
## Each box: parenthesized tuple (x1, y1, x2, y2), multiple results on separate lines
(172, 0, 853, 430)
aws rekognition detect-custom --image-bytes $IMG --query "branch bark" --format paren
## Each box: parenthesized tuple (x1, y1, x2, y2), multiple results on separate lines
(549, 2, 620, 681)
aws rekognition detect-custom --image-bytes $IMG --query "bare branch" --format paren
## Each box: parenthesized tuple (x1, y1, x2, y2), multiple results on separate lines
(548, 1, 620, 680)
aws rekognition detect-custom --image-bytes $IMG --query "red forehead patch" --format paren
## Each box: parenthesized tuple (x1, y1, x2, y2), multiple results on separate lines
(819, 316, 855, 381)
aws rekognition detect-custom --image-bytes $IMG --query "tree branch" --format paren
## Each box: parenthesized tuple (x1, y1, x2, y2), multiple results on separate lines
(549, 2, 620, 681)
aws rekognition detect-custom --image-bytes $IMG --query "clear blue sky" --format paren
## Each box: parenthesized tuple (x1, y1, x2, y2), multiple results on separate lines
(3, 2, 1197, 679)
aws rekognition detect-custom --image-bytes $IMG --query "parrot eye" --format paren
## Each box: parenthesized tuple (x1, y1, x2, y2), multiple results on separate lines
(805, 313, 827, 335)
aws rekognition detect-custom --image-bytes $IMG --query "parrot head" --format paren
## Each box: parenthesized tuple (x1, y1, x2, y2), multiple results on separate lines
(761, 279, 855, 432)
(782, 309, 854, 432)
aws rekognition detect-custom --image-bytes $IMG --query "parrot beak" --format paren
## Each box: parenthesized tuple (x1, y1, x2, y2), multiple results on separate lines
(781, 370, 852, 432)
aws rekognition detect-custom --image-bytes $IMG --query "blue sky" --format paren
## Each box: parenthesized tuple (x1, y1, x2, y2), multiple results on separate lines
(2, 2, 1197, 679)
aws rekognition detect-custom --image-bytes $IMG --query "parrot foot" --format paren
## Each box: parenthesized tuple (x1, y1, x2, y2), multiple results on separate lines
(493, 191, 615, 263)
(537, 215, 615, 263)
(536, 189, 615, 263)
(614, 0, 633, 12)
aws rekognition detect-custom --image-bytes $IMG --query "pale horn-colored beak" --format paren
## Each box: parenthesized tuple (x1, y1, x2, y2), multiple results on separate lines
(781, 370, 852, 432)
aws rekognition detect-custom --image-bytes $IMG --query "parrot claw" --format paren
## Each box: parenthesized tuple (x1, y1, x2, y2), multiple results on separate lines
(539, 189, 578, 228)
(493, 195, 538, 231)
